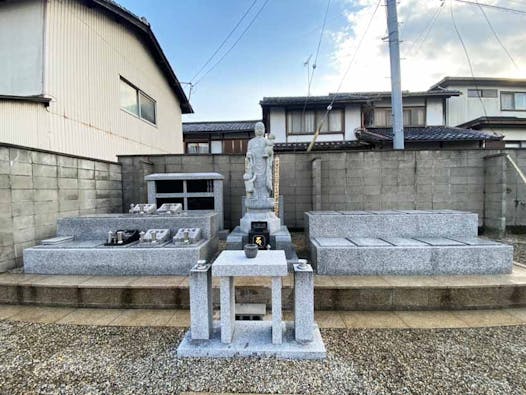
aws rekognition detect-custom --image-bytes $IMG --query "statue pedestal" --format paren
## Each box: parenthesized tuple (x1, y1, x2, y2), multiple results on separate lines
(240, 210, 281, 235)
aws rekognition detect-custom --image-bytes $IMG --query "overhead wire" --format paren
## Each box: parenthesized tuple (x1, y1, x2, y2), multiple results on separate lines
(455, 0, 526, 15)
(192, 0, 271, 88)
(300, 0, 332, 122)
(475, 1, 521, 70)
(189, 0, 259, 84)
(449, 0, 496, 134)
(307, 0, 382, 152)
(406, 0, 445, 58)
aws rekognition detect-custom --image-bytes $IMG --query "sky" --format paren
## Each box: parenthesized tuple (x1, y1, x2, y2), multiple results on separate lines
(117, 0, 526, 122)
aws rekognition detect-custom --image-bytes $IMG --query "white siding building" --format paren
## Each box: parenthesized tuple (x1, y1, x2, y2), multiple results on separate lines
(430, 77, 526, 147)
(0, 0, 192, 161)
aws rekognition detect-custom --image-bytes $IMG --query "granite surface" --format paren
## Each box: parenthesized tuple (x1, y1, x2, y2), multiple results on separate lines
(57, 212, 217, 240)
(190, 264, 213, 341)
(220, 277, 235, 344)
(23, 238, 217, 276)
(176, 321, 326, 360)
(144, 172, 224, 180)
(212, 250, 288, 277)
(294, 264, 314, 344)
(312, 241, 514, 275)
(305, 210, 478, 239)
(271, 277, 283, 345)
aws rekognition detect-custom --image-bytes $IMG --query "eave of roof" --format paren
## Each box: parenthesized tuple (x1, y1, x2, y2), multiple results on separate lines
(183, 120, 260, 133)
(359, 126, 503, 143)
(429, 76, 526, 91)
(89, 0, 193, 113)
(274, 140, 368, 151)
(260, 90, 459, 107)
(458, 116, 526, 129)
(0, 95, 51, 105)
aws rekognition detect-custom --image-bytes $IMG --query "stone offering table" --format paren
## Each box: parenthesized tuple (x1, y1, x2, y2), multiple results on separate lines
(176, 252, 326, 359)
(213, 250, 287, 345)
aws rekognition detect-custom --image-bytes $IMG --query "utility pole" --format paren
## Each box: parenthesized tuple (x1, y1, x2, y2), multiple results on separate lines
(386, 0, 404, 150)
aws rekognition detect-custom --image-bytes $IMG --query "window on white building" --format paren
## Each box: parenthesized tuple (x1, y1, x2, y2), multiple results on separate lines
(468, 89, 497, 98)
(120, 78, 157, 124)
(286, 109, 343, 134)
(501, 92, 526, 111)
(374, 107, 425, 127)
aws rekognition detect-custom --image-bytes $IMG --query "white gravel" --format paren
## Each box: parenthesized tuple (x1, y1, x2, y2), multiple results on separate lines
(0, 320, 525, 394)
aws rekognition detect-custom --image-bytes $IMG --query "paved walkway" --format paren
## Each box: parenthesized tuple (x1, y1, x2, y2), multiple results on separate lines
(0, 304, 525, 328)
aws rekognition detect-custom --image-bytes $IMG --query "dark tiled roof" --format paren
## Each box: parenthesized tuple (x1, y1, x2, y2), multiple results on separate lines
(358, 126, 503, 143)
(274, 141, 368, 152)
(458, 116, 526, 129)
(260, 90, 460, 106)
(429, 76, 526, 91)
(183, 120, 260, 134)
(89, 0, 192, 113)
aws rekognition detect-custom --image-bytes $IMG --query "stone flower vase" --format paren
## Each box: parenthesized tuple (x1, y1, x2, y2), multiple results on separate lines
(244, 243, 258, 259)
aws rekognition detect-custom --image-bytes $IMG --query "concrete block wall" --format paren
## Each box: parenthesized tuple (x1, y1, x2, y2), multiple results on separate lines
(0, 144, 122, 271)
(484, 154, 507, 236)
(118, 148, 526, 231)
(504, 150, 526, 229)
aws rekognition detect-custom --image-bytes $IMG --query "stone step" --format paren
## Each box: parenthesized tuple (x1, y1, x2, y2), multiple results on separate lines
(1, 265, 525, 310)
(311, 237, 513, 276)
(305, 210, 478, 239)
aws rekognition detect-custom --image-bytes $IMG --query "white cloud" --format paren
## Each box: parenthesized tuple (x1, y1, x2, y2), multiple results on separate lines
(318, 0, 526, 94)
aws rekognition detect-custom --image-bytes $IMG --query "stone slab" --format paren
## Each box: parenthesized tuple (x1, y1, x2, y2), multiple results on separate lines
(381, 237, 428, 246)
(305, 210, 478, 239)
(190, 263, 213, 341)
(145, 172, 224, 180)
(23, 238, 218, 276)
(312, 243, 514, 276)
(41, 236, 74, 245)
(316, 238, 355, 247)
(347, 238, 392, 247)
(449, 237, 500, 246)
(415, 237, 466, 246)
(176, 321, 326, 360)
(212, 250, 287, 277)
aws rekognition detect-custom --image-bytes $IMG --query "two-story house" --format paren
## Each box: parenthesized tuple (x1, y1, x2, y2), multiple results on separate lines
(0, 0, 192, 161)
(429, 77, 526, 148)
(260, 89, 502, 149)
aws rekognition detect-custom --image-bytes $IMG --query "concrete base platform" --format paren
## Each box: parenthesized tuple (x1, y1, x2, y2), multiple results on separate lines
(176, 321, 326, 359)
(23, 238, 218, 276)
(311, 237, 513, 275)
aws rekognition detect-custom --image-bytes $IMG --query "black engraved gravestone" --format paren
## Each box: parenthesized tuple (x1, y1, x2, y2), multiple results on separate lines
(248, 222, 269, 250)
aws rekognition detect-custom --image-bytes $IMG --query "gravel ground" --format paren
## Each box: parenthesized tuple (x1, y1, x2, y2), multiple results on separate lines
(0, 320, 525, 394)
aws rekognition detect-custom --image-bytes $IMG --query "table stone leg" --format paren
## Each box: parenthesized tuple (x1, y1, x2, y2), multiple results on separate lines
(220, 276, 235, 344)
(272, 276, 283, 345)
(189, 264, 213, 341)
(294, 263, 314, 343)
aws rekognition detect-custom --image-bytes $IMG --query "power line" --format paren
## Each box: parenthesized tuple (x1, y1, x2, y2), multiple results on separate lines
(455, 0, 526, 15)
(193, 0, 271, 88)
(301, 0, 332, 123)
(449, 0, 495, 134)
(307, 0, 382, 152)
(406, 0, 445, 58)
(190, 0, 259, 83)
(476, 1, 520, 70)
